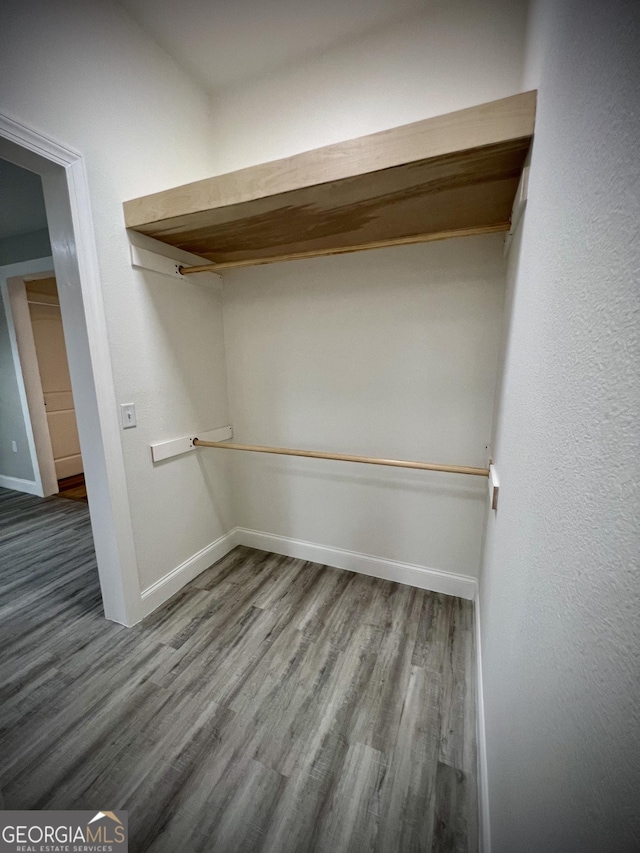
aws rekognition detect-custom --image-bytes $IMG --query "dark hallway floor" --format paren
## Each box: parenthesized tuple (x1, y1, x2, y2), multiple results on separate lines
(55, 473, 88, 502)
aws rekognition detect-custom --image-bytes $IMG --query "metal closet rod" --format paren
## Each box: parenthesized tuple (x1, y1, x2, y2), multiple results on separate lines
(192, 439, 489, 477)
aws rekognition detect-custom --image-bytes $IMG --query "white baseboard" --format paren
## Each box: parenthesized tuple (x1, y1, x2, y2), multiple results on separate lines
(0, 474, 43, 497)
(138, 525, 477, 621)
(234, 527, 477, 600)
(475, 592, 491, 853)
(54, 454, 83, 480)
(139, 529, 238, 617)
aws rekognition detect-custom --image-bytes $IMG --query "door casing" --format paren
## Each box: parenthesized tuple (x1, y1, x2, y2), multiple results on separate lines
(0, 112, 141, 626)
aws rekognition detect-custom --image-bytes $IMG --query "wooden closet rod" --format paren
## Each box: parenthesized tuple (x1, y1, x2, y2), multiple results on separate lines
(192, 439, 489, 477)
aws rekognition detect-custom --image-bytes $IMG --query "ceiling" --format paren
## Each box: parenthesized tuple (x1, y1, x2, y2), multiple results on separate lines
(118, 0, 430, 93)
(0, 159, 48, 241)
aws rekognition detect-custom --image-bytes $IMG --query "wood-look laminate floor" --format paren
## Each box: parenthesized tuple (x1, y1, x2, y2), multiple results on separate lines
(0, 487, 478, 852)
(55, 473, 88, 502)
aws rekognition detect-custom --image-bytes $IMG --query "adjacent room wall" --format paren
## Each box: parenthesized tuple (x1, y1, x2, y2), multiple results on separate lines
(0, 0, 232, 602)
(209, 0, 529, 172)
(223, 236, 505, 580)
(479, 0, 640, 850)
(0, 158, 52, 264)
(0, 229, 51, 266)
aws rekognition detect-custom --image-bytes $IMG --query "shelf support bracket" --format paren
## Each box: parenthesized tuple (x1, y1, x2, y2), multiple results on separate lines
(131, 246, 223, 287)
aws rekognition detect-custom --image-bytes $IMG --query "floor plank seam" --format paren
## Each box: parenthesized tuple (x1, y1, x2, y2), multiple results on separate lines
(1, 487, 479, 852)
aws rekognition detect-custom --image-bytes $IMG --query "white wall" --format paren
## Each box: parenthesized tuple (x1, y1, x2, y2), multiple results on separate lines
(223, 236, 505, 578)
(0, 0, 232, 603)
(209, 0, 528, 173)
(209, 0, 526, 585)
(479, 0, 640, 850)
(126, 236, 233, 593)
(0, 0, 528, 611)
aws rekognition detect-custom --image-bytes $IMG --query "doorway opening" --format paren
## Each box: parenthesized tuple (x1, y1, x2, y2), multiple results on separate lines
(27, 276, 84, 492)
(7, 267, 88, 501)
(0, 115, 139, 625)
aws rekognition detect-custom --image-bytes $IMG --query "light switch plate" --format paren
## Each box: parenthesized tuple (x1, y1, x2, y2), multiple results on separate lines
(120, 403, 137, 429)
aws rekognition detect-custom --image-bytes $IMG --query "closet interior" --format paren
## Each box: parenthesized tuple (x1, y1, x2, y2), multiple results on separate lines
(124, 89, 535, 597)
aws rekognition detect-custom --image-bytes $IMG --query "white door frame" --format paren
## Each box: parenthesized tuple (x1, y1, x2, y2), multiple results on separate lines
(11, 266, 84, 490)
(0, 257, 58, 497)
(0, 112, 141, 626)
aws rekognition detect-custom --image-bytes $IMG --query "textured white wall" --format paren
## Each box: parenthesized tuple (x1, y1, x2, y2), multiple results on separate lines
(0, 0, 233, 595)
(223, 237, 505, 577)
(0, 0, 526, 609)
(210, 0, 526, 582)
(209, 0, 529, 172)
(479, 0, 640, 850)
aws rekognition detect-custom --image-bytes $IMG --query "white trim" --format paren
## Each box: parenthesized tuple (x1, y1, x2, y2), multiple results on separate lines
(150, 425, 233, 463)
(139, 529, 239, 617)
(130, 245, 223, 289)
(489, 463, 500, 511)
(0, 112, 83, 167)
(0, 112, 141, 626)
(131, 245, 186, 280)
(235, 527, 478, 599)
(475, 592, 491, 853)
(0, 474, 42, 496)
(0, 259, 56, 497)
(128, 232, 225, 290)
(504, 153, 530, 257)
(60, 155, 141, 625)
(55, 454, 84, 480)
(2, 260, 60, 497)
(138, 525, 477, 623)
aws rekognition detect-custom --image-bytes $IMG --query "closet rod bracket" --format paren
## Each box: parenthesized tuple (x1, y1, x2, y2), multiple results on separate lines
(131, 246, 223, 286)
(150, 426, 232, 462)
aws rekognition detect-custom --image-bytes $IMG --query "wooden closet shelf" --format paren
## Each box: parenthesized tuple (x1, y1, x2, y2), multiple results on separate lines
(124, 91, 536, 271)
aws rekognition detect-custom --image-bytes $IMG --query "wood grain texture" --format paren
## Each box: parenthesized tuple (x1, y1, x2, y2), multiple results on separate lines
(25, 278, 59, 300)
(56, 473, 87, 502)
(125, 92, 536, 225)
(0, 487, 478, 852)
(124, 92, 535, 269)
(193, 438, 490, 477)
(178, 224, 509, 274)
